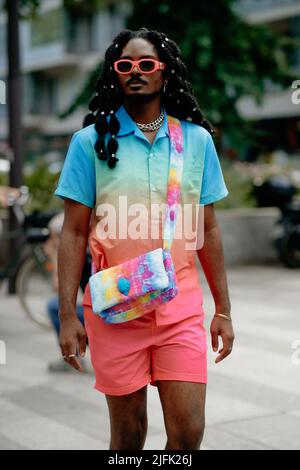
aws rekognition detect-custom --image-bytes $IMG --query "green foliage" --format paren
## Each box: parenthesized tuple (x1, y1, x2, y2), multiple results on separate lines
(57, 0, 298, 153)
(3, 0, 40, 19)
(215, 159, 256, 209)
(0, 165, 62, 212)
(24, 164, 63, 212)
(126, 0, 297, 151)
(30, 7, 64, 46)
(12, 0, 296, 153)
(63, 0, 109, 14)
(0, 172, 8, 187)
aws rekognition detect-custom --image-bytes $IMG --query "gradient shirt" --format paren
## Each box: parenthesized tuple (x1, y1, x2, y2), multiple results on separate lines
(54, 104, 228, 325)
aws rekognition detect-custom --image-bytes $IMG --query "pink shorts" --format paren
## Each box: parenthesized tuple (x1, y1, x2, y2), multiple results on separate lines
(83, 307, 207, 396)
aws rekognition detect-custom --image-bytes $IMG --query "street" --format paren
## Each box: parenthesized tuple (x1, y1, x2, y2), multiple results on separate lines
(0, 265, 299, 450)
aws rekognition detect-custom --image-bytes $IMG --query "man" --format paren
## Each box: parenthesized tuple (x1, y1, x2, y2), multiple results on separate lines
(54, 28, 234, 450)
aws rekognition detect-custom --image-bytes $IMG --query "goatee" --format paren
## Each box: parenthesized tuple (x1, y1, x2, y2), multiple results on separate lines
(127, 90, 161, 103)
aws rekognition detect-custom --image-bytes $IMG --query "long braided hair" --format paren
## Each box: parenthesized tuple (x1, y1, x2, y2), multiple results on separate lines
(83, 28, 215, 169)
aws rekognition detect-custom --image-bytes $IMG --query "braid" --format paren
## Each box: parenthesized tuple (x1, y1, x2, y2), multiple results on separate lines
(146, 31, 213, 130)
(83, 28, 215, 169)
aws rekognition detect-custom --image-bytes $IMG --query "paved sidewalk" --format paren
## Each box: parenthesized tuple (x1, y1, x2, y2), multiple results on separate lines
(0, 264, 299, 450)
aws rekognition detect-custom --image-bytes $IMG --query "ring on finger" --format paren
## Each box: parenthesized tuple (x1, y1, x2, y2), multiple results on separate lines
(63, 354, 76, 360)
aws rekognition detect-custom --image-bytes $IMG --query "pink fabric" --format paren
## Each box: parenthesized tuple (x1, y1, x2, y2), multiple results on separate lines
(83, 210, 204, 326)
(83, 305, 207, 396)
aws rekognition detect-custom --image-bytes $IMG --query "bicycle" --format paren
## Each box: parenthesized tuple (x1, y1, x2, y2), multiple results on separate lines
(0, 185, 59, 329)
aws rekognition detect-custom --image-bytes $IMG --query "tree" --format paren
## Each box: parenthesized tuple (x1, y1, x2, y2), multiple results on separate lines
(4, 0, 299, 156)
(127, 0, 298, 151)
(61, 0, 298, 154)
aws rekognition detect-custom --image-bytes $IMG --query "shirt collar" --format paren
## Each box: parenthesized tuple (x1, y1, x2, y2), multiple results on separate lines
(114, 104, 169, 138)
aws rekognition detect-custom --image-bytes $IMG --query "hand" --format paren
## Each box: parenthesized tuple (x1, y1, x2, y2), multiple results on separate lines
(59, 316, 87, 372)
(210, 314, 235, 364)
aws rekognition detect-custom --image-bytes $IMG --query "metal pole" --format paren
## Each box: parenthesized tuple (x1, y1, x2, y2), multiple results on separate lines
(6, 0, 23, 293)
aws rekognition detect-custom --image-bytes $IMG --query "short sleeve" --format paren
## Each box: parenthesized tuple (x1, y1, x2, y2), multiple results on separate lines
(200, 133, 229, 205)
(54, 131, 96, 209)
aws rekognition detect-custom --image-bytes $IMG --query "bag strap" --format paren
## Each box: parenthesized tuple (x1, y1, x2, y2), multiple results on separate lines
(91, 114, 184, 276)
(163, 115, 184, 251)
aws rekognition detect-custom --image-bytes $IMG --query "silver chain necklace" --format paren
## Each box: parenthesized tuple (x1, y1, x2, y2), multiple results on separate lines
(136, 109, 164, 132)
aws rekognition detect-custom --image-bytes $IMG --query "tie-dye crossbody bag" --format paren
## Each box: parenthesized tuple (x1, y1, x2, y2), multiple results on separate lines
(89, 115, 184, 324)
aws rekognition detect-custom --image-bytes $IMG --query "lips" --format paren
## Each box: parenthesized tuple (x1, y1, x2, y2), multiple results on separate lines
(128, 80, 145, 86)
(127, 77, 145, 86)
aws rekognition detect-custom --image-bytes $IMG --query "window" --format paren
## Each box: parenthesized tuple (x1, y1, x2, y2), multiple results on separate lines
(30, 8, 64, 47)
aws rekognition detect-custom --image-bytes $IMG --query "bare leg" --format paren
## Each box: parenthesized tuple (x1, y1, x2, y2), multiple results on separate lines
(157, 381, 206, 450)
(105, 385, 148, 450)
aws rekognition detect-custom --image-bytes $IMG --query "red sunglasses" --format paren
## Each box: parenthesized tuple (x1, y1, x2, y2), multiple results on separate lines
(114, 59, 165, 74)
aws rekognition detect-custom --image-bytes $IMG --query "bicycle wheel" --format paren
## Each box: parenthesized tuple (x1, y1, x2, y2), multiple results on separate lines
(15, 254, 55, 330)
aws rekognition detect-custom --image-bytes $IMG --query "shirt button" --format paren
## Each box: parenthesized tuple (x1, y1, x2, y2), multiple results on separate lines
(150, 153, 155, 158)
(151, 185, 158, 191)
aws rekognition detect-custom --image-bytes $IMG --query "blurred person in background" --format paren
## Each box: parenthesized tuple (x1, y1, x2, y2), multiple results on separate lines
(44, 211, 88, 372)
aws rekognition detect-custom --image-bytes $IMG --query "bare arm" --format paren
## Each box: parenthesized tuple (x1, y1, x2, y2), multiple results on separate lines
(197, 204, 234, 363)
(58, 198, 92, 371)
(197, 204, 231, 312)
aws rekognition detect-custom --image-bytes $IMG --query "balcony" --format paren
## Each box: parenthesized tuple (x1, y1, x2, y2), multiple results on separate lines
(236, 86, 300, 120)
(0, 4, 125, 75)
(235, 0, 300, 23)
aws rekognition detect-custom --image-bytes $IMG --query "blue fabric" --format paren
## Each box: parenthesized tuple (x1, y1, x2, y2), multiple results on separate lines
(47, 296, 84, 337)
(54, 131, 96, 209)
(199, 132, 229, 205)
(54, 105, 228, 207)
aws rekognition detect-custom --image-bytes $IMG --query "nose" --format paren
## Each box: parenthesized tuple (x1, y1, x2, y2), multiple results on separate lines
(132, 65, 139, 73)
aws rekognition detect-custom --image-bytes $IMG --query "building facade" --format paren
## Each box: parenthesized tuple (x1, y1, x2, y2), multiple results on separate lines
(0, 0, 127, 166)
(234, 0, 300, 154)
